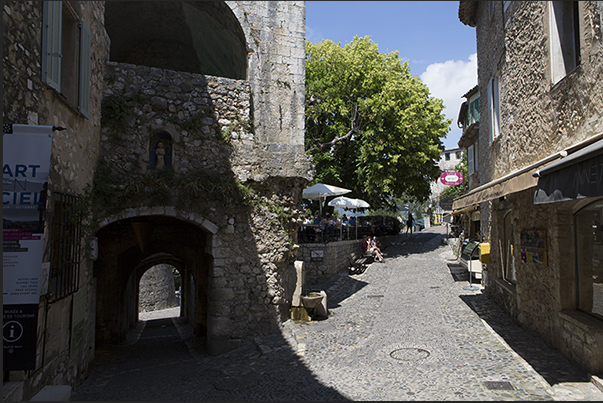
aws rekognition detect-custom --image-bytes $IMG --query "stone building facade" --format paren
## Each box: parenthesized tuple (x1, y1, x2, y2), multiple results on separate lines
(456, 1, 603, 375)
(3, 1, 312, 400)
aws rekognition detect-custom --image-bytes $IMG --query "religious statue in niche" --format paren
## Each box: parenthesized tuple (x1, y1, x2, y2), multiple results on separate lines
(149, 132, 172, 169)
(155, 142, 166, 168)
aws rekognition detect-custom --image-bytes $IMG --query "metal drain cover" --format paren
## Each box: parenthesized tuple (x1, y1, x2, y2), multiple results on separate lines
(389, 348, 430, 361)
(483, 381, 514, 390)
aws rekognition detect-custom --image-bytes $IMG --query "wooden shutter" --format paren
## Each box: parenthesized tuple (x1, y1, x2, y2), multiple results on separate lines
(42, 1, 62, 91)
(78, 20, 91, 118)
(468, 144, 475, 175)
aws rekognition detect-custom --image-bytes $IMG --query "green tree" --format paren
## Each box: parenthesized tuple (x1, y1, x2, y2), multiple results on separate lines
(305, 36, 451, 210)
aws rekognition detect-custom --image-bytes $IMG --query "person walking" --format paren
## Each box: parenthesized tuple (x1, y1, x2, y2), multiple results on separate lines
(406, 212, 414, 236)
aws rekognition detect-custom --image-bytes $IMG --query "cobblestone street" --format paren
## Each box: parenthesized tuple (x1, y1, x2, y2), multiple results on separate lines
(71, 226, 603, 401)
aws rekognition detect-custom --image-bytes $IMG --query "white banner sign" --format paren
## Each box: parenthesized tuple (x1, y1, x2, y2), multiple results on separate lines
(3, 124, 53, 304)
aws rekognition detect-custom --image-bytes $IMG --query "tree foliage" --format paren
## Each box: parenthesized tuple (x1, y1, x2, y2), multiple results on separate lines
(305, 36, 451, 210)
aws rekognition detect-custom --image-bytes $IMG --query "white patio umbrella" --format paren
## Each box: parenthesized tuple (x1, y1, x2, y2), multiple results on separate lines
(328, 197, 370, 239)
(302, 183, 351, 215)
(328, 196, 357, 240)
(327, 196, 357, 209)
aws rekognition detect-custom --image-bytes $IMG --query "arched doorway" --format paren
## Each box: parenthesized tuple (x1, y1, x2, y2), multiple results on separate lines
(138, 264, 180, 318)
(93, 215, 212, 347)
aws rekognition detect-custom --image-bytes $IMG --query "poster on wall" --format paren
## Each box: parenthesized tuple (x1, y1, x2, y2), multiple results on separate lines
(3, 124, 53, 370)
(520, 229, 547, 267)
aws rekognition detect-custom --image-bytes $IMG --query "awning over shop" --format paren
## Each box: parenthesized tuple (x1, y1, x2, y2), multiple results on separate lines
(533, 138, 603, 204)
(450, 205, 478, 216)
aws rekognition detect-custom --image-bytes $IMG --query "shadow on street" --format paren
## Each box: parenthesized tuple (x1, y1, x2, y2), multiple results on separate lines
(72, 313, 349, 401)
(459, 292, 590, 387)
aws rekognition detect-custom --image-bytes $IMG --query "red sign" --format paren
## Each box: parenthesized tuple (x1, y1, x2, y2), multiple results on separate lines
(440, 171, 463, 186)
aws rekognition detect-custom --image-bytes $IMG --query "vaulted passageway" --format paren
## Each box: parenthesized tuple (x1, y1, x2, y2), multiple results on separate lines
(93, 216, 212, 347)
(104, 0, 248, 79)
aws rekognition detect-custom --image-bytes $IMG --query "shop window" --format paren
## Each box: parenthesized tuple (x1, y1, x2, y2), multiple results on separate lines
(48, 192, 82, 302)
(550, 1, 580, 85)
(42, 1, 91, 117)
(503, 211, 516, 283)
(574, 199, 603, 320)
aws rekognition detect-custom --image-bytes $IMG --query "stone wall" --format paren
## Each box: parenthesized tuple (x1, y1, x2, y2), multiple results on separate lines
(101, 62, 251, 177)
(3, 1, 110, 399)
(476, 1, 603, 183)
(139, 265, 178, 312)
(299, 241, 364, 286)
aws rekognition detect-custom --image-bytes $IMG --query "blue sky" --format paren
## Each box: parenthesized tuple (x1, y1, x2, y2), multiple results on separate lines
(305, 1, 477, 150)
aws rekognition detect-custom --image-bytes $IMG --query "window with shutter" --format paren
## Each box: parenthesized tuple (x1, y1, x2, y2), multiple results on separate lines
(42, 1, 62, 91)
(78, 21, 91, 118)
(41, 1, 91, 119)
(550, 1, 581, 85)
(489, 73, 501, 142)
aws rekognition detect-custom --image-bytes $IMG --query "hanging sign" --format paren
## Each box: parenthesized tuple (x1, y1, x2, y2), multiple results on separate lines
(440, 171, 464, 186)
(3, 124, 54, 371)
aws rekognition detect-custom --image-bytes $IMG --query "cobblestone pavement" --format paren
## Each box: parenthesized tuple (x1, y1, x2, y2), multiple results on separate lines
(71, 226, 603, 401)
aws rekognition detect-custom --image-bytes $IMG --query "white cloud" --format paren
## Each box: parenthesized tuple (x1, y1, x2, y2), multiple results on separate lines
(420, 53, 477, 150)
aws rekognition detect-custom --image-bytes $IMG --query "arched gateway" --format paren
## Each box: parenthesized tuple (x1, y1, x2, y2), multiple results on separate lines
(94, 212, 215, 345)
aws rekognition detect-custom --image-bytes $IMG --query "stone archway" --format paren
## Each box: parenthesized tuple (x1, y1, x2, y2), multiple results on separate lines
(93, 214, 213, 346)
(104, 1, 248, 79)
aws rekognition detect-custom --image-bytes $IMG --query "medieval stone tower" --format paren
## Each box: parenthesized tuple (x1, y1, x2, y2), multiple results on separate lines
(3, 1, 312, 398)
(95, 1, 313, 354)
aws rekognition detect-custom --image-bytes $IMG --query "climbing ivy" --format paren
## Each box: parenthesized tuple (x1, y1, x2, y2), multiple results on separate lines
(89, 159, 257, 218)
(100, 94, 131, 138)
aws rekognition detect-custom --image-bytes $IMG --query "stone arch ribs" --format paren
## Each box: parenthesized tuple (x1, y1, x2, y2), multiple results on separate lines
(93, 213, 214, 347)
(104, 1, 248, 79)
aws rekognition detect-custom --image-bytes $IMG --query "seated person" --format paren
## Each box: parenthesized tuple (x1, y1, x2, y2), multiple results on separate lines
(367, 236, 384, 262)
(324, 213, 337, 240)
(313, 213, 322, 225)
(360, 235, 370, 254)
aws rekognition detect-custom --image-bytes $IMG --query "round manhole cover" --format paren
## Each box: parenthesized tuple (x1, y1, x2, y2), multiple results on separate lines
(389, 348, 430, 361)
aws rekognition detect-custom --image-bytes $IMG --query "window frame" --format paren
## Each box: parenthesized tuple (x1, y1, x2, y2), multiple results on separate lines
(488, 72, 501, 143)
(549, 1, 581, 85)
(468, 95, 479, 126)
(468, 144, 475, 175)
(503, 210, 516, 284)
(41, 1, 91, 118)
(574, 199, 603, 321)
